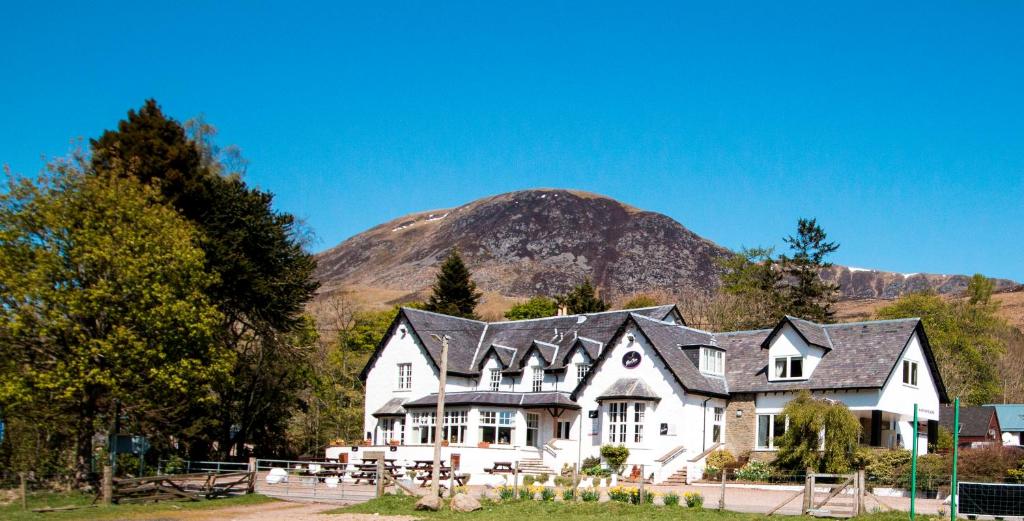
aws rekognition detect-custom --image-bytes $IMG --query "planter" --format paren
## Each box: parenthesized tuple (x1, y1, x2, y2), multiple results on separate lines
(389, 440, 401, 447)
(478, 441, 491, 448)
(442, 440, 450, 447)
(362, 439, 373, 446)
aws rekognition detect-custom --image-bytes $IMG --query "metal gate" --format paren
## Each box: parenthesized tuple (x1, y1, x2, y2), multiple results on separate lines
(253, 459, 379, 503)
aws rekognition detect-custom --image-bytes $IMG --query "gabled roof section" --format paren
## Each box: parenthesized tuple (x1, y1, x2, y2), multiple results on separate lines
(760, 316, 834, 350)
(986, 404, 1024, 432)
(359, 307, 486, 380)
(475, 344, 516, 369)
(571, 313, 729, 400)
(719, 317, 948, 402)
(513, 340, 557, 369)
(941, 405, 999, 438)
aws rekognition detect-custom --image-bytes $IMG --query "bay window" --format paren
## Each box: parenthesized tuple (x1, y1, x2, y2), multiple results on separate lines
(479, 410, 515, 444)
(633, 403, 646, 443)
(608, 402, 628, 443)
(608, 402, 648, 444)
(412, 411, 435, 444)
(442, 410, 468, 443)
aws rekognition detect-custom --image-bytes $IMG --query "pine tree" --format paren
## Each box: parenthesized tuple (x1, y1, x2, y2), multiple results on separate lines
(779, 218, 840, 322)
(560, 278, 609, 314)
(425, 248, 482, 319)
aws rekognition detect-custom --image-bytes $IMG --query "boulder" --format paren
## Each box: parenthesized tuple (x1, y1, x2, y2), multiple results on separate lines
(415, 494, 442, 511)
(451, 493, 482, 512)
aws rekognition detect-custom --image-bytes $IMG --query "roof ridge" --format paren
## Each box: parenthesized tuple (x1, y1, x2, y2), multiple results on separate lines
(403, 306, 488, 324)
(631, 312, 714, 335)
(714, 328, 773, 335)
(485, 305, 672, 325)
(822, 317, 921, 328)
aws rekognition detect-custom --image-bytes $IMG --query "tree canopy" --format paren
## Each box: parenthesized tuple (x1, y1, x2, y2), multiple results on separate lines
(504, 296, 558, 320)
(0, 156, 229, 478)
(778, 218, 840, 322)
(775, 391, 861, 473)
(425, 248, 482, 319)
(560, 278, 609, 314)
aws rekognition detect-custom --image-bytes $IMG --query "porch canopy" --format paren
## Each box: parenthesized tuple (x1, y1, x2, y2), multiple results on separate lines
(372, 398, 407, 417)
(403, 391, 580, 416)
(596, 377, 661, 402)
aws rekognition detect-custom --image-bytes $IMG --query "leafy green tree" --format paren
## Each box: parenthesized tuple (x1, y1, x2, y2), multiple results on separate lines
(717, 246, 787, 328)
(775, 391, 861, 473)
(778, 218, 840, 322)
(0, 156, 228, 480)
(560, 278, 609, 314)
(505, 296, 558, 320)
(90, 100, 318, 457)
(876, 277, 1006, 404)
(621, 294, 660, 309)
(425, 248, 482, 319)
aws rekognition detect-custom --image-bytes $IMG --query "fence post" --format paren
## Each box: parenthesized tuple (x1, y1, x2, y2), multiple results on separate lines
(375, 458, 385, 498)
(19, 472, 27, 510)
(247, 457, 257, 494)
(513, 461, 520, 499)
(719, 468, 726, 510)
(803, 469, 813, 514)
(102, 464, 113, 506)
(857, 469, 866, 516)
(639, 464, 646, 504)
(572, 463, 579, 500)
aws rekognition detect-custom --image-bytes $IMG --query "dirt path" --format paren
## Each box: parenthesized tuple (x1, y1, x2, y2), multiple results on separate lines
(134, 501, 418, 521)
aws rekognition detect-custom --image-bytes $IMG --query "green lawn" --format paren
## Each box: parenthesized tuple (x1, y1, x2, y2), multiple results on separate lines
(0, 491, 275, 521)
(334, 495, 936, 521)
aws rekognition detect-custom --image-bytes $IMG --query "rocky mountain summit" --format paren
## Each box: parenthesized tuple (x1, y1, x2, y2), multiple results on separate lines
(314, 189, 1016, 307)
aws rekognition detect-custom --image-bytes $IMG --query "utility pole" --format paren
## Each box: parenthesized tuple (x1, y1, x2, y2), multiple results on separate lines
(430, 334, 450, 499)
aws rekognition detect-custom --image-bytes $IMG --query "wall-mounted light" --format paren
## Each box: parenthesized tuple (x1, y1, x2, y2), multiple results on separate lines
(399, 327, 407, 338)
(627, 334, 635, 344)
(736, 410, 743, 418)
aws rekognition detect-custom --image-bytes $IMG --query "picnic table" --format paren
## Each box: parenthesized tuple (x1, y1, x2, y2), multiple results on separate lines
(415, 466, 468, 488)
(410, 459, 445, 470)
(486, 461, 515, 474)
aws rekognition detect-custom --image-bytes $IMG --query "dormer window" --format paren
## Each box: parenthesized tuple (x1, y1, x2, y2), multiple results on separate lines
(773, 356, 804, 380)
(488, 368, 501, 391)
(532, 368, 543, 392)
(700, 347, 724, 375)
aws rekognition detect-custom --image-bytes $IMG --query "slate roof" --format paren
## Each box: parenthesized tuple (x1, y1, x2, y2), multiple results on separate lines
(597, 378, 661, 402)
(403, 391, 580, 410)
(719, 318, 947, 400)
(628, 314, 729, 397)
(940, 405, 998, 438)
(986, 404, 1024, 432)
(372, 398, 407, 417)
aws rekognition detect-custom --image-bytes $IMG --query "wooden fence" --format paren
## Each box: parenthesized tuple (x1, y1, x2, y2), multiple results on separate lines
(100, 466, 255, 504)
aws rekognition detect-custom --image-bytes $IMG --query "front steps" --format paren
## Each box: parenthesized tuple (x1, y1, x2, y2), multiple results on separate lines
(518, 458, 556, 476)
(662, 468, 688, 485)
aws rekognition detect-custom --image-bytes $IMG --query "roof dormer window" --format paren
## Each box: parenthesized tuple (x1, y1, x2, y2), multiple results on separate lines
(700, 347, 724, 375)
(773, 355, 804, 380)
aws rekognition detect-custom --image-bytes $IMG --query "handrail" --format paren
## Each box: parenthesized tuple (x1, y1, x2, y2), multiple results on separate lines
(543, 440, 559, 458)
(655, 445, 686, 464)
(688, 441, 722, 463)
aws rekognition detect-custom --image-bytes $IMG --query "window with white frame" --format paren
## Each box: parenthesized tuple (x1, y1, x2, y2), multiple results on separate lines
(712, 407, 724, 443)
(442, 410, 468, 444)
(412, 411, 435, 444)
(700, 348, 724, 375)
(397, 363, 412, 390)
(756, 413, 787, 449)
(608, 402, 628, 443)
(556, 420, 572, 439)
(576, 363, 590, 384)
(488, 368, 501, 391)
(902, 360, 919, 387)
(532, 368, 543, 392)
(380, 418, 403, 444)
(772, 356, 804, 380)
(633, 403, 646, 443)
(479, 410, 515, 444)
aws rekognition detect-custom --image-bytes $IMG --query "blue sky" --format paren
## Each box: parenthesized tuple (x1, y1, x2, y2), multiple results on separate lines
(2, 2, 1022, 280)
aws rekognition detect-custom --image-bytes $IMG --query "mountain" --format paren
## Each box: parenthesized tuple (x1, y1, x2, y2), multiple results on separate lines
(313, 189, 1018, 314)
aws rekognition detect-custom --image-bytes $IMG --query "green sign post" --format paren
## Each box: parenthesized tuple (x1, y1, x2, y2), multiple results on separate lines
(910, 403, 919, 521)
(951, 398, 960, 521)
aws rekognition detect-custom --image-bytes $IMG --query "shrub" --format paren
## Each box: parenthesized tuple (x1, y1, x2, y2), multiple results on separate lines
(735, 461, 773, 482)
(663, 491, 680, 506)
(684, 491, 704, 508)
(600, 444, 630, 474)
(538, 472, 550, 484)
(582, 456, 601, 469)
(580, 487, 600, 502)
(540, 487, 556, 501)
(707, 449, 736, 470)
(561, 463, 574, 476)
(562, 487, 576, 501)
(775, 390, 861, 473)
(498, 486, 515, 501)
(521, 474, 538, 485)
(959, 446, 1024, 482)
(914, 454, 951, 493)
(866, 450, 912, 486)
(554, 475, 574, 487)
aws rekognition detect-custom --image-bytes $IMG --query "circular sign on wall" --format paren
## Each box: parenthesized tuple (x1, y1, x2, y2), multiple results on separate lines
(621, 351, 642, 369)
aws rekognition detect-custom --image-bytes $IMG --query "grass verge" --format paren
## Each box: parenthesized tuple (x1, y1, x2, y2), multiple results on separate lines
(0, 491, 275, 521)
(331, 494, 941, 521)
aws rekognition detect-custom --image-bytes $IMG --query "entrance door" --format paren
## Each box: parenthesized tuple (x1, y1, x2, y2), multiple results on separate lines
(526, 413, 540, 448)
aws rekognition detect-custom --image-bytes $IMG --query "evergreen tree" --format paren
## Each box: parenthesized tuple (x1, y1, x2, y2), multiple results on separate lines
(90, 100, 318, 458)
(425, 248, 482, 319)
(718, 246, 787, 328)
(779, 218, 840, 322)
(560, 278, 609, 314)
